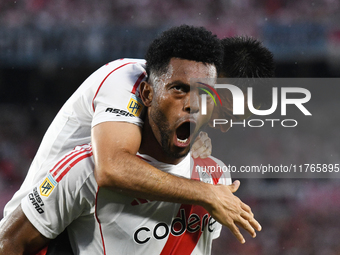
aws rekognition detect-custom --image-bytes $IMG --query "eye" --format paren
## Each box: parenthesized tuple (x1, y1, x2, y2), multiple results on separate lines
(171, 84, 189, 93)
(172, 85, 183, 91)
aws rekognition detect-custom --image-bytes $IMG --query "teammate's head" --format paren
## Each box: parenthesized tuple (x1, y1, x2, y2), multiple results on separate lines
(220, 36, 274, 79)
(220, 36, 275, 106)
(211, 36, 275, 132)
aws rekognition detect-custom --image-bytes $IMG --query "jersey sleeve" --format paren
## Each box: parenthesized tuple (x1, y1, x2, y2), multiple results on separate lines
(91, 60, 147, 129)
(21, 146, 97, 239)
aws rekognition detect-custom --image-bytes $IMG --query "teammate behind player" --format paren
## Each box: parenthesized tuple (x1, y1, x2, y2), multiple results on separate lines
(0, 65, 229, 254)
(191, 36, 275, 157)
(0, 33, 262, 255)
(0, 26, 262, 254)
(0, 25, 249, 237)
(209, 36, 275, 133)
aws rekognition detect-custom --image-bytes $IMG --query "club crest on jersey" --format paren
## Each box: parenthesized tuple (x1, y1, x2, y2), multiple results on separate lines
(197, 166, 213, 184)
(127, 95, 143, 117)
(39, 174, 57, 197)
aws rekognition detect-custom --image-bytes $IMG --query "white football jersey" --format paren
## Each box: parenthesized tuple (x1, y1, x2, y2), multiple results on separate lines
(2, 58, 147, 221)
(21, 144, 231, 255)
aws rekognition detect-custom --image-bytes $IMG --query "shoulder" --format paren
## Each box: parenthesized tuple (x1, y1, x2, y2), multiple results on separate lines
(96, 58, 147, 95)
(104, 58, 146, 75)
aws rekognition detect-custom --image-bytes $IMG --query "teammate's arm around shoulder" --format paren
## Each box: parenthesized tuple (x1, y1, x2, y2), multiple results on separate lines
(92, 122, 262, 244)
(92, 121, 142, 190)
(0, 205, 49, 255)
(92, 121, 214, 202)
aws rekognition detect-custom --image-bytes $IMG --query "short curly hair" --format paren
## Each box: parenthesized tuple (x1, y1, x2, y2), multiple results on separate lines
(145, 25, 223, 78)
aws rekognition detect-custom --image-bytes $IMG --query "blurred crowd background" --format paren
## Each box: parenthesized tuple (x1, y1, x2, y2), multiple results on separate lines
(0, 1, 340, 254)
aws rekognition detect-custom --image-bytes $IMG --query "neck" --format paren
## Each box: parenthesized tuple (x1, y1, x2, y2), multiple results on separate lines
(139, 115, 185, 164)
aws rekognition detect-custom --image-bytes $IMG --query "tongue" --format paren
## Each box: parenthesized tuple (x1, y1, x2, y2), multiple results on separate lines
(176, 123, 190, 140)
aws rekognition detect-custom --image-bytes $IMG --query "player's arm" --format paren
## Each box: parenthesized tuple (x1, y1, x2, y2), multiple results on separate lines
(92, 122, 261, 243)
(0, 205, 49, 255)
(92, 121, 210, 203)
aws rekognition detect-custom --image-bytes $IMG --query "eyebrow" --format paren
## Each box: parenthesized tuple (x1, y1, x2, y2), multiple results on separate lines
(166, 80, 190, 88)
(167, 80, 188, 85)
(167, 80, 211, 87)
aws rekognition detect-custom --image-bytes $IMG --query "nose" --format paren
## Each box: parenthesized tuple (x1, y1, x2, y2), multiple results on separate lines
(184, 90, 200, 114)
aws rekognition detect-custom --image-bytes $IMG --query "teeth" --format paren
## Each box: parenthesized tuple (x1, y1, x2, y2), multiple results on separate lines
(177, 138, 188, 143)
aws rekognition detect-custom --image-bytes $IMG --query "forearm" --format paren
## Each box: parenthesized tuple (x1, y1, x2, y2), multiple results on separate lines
(92, 123, 261, 244)
(0, 214, 25, 255)
(0, 235, 23, 255)
(0, 205, 49, 255)
(94, 152, 213, 207)
(0, 242, 24, 255)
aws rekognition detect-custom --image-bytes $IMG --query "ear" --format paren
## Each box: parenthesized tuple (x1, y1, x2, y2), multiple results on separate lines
(140, 81, 153, 107)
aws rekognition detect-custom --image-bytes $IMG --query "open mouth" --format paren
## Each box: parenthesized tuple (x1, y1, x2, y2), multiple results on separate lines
(174, 121, 196, 147)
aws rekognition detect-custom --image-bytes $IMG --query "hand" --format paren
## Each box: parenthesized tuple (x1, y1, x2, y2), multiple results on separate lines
(191, 131, 212, 158)
(205, 180, 262, 243)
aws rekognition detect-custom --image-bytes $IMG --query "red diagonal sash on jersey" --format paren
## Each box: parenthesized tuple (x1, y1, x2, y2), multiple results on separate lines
(160, 204, 210, 255)
(191, 157, 224, 185)
(160, 157, 223, 254)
